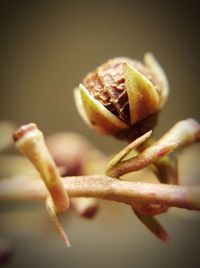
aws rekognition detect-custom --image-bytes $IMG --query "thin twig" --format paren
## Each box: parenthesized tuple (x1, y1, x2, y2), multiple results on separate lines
(0, 176, 200, 211)
(107, 119, 200, 178)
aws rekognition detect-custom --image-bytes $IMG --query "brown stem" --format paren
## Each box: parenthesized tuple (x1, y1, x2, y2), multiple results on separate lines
(0, 176, 200, 211)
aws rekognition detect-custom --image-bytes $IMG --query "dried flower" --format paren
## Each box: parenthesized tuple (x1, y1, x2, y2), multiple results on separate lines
(74, 53, 169, 140)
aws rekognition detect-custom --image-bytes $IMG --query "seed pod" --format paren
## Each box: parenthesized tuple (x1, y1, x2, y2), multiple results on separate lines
(74, 53, 169, 140)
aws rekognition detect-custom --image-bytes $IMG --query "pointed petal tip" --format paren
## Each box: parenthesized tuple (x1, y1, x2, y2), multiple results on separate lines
(123, 61, 160, 125)
(74, 85, 92, 127)
(144, 51, 154, 60)
(144, 52, 169, 107)
(123, 61, 135, 75)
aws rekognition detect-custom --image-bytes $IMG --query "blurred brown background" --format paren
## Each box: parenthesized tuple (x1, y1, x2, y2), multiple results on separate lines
(0, 0, 200, 268)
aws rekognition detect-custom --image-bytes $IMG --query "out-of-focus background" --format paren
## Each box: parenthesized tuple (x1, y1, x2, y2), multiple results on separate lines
(0, 1, 199, 267)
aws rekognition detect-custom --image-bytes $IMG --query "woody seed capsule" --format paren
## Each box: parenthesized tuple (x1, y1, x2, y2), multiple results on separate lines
(74, 53, 169, 140)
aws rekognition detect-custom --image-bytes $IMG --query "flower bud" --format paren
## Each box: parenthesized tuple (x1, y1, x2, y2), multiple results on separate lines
(74, 53, 169, 140)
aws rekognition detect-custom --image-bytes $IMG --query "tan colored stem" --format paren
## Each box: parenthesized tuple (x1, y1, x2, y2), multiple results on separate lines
(0, 176, 200, 211)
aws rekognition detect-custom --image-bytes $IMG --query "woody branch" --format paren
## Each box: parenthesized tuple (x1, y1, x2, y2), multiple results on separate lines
(0, 175, 200, 211)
